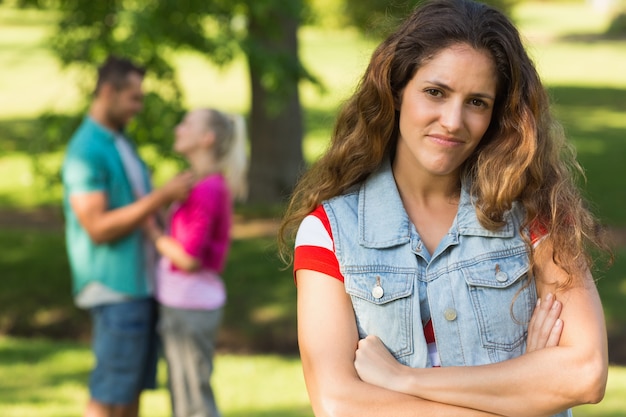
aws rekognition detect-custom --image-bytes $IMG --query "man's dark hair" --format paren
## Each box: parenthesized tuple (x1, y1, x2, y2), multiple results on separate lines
(94, 55, 146, 95)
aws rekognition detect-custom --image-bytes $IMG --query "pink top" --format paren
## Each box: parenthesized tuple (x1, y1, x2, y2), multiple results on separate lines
(156, 174, 232, 310)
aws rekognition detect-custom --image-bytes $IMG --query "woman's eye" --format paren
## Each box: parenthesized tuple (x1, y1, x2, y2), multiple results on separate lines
(425, 88, 442, 97)
(470, 98, 487, 107)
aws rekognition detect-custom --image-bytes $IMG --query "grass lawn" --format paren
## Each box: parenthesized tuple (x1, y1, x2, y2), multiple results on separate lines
(0, 336, 624, 417)
(0, 337, 310, 417)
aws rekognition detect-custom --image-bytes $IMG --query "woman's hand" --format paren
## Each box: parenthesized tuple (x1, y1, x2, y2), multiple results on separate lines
(142, 215, 163, 242)
(354, 335, 411, 392)
(526, 292, 563, 353)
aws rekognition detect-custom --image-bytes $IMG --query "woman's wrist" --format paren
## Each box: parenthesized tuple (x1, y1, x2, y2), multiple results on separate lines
(396, 364, 422, 396)
(147, 226, 164, 243)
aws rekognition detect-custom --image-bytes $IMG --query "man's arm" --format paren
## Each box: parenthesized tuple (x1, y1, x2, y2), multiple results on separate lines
(71, 172, 194, 244)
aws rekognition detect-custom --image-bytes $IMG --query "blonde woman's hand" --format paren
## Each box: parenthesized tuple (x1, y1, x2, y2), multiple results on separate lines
(526, 292, 563, 353)
(142, 215, 163, 242)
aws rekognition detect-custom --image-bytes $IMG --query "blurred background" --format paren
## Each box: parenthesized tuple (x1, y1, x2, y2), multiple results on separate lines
(0, 0, 625, 415)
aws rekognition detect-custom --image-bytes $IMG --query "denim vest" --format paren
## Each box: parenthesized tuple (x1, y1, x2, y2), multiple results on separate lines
(323, 161, 570, 417)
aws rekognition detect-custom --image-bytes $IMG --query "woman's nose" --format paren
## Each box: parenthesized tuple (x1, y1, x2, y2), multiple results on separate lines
(439, 100, 463, 132)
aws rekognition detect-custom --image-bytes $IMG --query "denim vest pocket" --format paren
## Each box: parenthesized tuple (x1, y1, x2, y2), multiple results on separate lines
(344, 271, 415, 360)
(461, 252, 535, 353)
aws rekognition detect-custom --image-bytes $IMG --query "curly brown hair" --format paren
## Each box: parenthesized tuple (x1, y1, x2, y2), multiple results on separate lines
(279, 0, 609, 284)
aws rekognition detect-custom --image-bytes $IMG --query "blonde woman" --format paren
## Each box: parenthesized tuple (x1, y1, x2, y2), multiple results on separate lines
(146, 108, 247, 417)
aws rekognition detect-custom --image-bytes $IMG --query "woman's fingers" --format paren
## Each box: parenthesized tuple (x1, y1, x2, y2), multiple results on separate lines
(546, 318, 563, 347)
(527, 293, 563, 352)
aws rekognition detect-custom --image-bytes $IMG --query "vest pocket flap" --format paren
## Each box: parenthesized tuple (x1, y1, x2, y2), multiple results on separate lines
(344, 271, 414, 304)
(461, 254, 529, 289)
(459, 253, 535, 354)
(344, 271, 416, 360)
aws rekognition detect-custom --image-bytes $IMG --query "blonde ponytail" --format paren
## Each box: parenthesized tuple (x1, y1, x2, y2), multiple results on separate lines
(222, 113, 249, 201)
(205, 109, 249, 201)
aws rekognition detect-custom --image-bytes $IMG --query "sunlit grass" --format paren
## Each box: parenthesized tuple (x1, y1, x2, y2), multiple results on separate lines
(0, 337, 310, 417)
(0, 335, 622, 417)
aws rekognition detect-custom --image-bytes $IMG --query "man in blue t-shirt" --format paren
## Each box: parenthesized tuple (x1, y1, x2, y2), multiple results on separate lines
(62, 55, 193, 417)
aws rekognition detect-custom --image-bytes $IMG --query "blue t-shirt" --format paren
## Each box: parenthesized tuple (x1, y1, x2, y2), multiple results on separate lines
(62, 116, 152, 298)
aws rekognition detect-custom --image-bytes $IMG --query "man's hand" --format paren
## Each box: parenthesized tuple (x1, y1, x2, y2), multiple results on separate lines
(157, 171, 195, 203)
(70, 171, 195, 244)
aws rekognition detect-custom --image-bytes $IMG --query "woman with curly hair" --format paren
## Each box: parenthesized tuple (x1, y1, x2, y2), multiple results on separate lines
(279, 0, 609, 415)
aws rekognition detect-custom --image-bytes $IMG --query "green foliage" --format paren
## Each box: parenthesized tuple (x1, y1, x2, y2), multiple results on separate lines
(343, 0, 419, 37)
(14, 0, 317, 197)
(340, 0, 522, 38)
(241, 0, 320, 113)
(38, 0, 318, 115)
(483, 0, 521, 16)
(607, 11, 626, 37)
(15, 0, 189, 163)
(308, 0, 524, 32)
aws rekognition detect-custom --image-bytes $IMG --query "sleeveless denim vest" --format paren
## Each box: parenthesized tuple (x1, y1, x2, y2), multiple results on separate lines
(323, 161, 571, 417)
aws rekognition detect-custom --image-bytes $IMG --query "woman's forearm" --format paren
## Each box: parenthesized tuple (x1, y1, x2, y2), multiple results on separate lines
(396, 346, 603, 416)
(154, 235, 200, 272)
(302, 342, 505, 417)
(355, 285, 607, 416)
(309, 374, 505, 417)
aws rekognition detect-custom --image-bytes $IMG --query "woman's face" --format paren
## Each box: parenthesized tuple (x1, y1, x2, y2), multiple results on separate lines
(173, 109, 212, 155)
(395, 43, 497, 180)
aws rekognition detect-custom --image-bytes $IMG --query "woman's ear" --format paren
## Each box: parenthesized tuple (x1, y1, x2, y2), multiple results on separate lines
(394, 91, 403, 110)
(200, 130, 216, 148)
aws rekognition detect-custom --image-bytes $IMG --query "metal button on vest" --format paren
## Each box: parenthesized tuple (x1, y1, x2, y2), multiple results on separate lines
(443, 308, 457, 321)
(372, 285, 384, 299)
(495, 271, 508, 282)
(372, 276, 384, 299)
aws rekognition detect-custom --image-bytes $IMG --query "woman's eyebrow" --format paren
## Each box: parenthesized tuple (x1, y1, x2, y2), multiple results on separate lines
(424, 79, 496, 101)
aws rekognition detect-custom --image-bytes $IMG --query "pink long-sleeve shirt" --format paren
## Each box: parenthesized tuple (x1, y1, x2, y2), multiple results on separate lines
(156, 174, 232, 310)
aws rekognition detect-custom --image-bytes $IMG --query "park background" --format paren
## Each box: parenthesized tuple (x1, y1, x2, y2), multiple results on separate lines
(1, 0, 625, 415)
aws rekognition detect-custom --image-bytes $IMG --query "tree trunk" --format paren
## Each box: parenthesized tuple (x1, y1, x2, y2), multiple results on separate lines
(246, 8, 305, 205)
